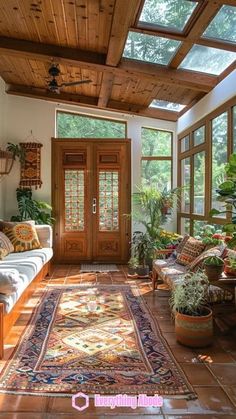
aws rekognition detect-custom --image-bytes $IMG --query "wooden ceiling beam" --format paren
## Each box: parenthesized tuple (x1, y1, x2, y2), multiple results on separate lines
(98, 72, 114, 108)
(120, 59, 216, 92)
(106, 0, 142, 66)
(0, 36, 215, 92)
(169, 1, 223, 69)
(6, 84, 177, 121)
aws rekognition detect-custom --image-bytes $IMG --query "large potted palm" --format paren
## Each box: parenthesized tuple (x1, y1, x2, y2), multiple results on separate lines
(170, 271, 213, 348)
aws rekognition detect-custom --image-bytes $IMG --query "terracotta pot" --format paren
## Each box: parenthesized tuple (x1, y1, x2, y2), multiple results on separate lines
(175, 307, 213, 348)
(204, 264, 224, 281)
(224, 259, 236, 276)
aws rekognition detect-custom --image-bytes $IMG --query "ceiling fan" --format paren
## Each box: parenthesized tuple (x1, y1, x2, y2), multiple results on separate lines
(47, 64, 92, 94)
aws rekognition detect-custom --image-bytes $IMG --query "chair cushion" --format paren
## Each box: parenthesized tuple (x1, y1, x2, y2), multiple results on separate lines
(3, 223, 41, 253)
(176, 237, 205, 266)
(0, 232, 14, 253)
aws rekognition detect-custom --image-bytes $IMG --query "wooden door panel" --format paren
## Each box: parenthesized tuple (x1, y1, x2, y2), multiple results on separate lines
(52, 139, 131, 263)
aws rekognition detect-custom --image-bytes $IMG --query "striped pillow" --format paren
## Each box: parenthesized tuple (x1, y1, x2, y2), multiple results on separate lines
(176, 237, 205, 266)
(0, 232, 14, 253)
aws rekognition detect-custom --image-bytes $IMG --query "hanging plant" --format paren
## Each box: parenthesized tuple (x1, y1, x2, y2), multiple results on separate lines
(6, 143, 26, 164)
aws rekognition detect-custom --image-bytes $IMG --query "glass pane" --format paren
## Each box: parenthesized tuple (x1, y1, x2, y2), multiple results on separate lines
(141, 128, 172, 156)
(181, 158, 190, 213)
(180, 217, 190, 235)
(211, 112, 228, 217)
(193, 126, 205, 147)
(193, 151, 205, 215)
(180, 136, 190, 152)
(99, 171, 119, 231)
(141, 160, 172, 189)
(57, 112, 126, 138)
(193, 220, 207, 237)
(123, 31, 181, 65)
(179, 44, 236, 75)
(139, 0, 198, 31)
(202, 5, 236, 43)
(233, 106, 236, 152)
(64, 170, 84, 231)
(150, 99, 185, 112)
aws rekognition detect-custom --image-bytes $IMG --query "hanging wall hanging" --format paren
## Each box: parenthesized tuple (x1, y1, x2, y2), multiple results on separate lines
(19, 142, 43, 189)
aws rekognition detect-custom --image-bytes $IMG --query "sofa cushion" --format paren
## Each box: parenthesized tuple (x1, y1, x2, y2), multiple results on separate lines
(0, 268, 21, 295)
(5, 248, 53, 265)
(188, 245, 225, 272)
(176, 234, 189, 255)
(176, 237, 205, 266)
(0, 232, 14, 253)
(3, 223, 41, 253)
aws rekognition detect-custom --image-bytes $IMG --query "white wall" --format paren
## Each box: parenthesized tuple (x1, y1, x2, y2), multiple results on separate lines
(0, 82, 177, 230)
(177, 70, 236, 134)
(0, 77, 7, 218)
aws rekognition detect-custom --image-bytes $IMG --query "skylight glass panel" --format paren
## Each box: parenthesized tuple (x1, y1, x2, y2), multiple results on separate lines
(150, 100, 186, 112)
(123, 32, 181, 65)
(179, 45, 236, 75)
(202, 5, 236, 43)
(139, 0, 198, 31)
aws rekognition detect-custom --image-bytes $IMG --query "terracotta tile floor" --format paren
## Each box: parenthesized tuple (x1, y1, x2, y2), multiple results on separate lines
(0, 264, 236, 418)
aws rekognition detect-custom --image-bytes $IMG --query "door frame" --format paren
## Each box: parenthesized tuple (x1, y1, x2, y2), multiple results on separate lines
(51, 138, 131, 263)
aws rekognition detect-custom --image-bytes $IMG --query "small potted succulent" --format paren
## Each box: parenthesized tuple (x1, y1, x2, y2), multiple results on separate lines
(170, 271, 213, 348)
(224, 255, 236, 276)
(203, 256, 224, 281)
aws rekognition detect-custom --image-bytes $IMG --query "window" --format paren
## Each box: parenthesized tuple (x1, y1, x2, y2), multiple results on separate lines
(202, 5, 236, 43)
(178, 97, 236, 235)
(141, 128, 172, 189)
(150, 100, 186, 112)
(57, 111, 126, 138)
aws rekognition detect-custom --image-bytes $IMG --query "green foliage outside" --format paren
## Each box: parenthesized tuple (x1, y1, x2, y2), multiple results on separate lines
(57, 112, 126, 138)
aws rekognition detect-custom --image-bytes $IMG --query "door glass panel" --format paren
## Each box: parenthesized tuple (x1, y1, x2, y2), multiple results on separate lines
(193, 151, 205, 215)
(193, 126, 205, 146)
(181, 157, 191, 213)
(99, 171, 119, 231)
(211, 112, 227, 217)
(64, 170, 84, 231)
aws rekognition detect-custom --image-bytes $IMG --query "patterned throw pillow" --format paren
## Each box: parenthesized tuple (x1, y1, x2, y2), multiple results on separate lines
(188, 245, 225, 272)
(176, 237, 205, 266)
(3, 224, 41, 253)
(0, 231, 14, 253)
(0, 248, 8, 260)
(0, 220, 35, 231)
(176, 234, 190, 255)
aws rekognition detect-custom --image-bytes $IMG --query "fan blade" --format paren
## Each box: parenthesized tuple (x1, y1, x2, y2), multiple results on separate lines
(60, 80, 92, 87)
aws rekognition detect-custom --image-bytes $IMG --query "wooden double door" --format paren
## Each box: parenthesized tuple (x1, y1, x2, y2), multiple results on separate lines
(52, 139, 131, 263)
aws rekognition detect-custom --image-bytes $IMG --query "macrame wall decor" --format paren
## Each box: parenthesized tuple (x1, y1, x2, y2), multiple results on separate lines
(19, 142, 43, 189)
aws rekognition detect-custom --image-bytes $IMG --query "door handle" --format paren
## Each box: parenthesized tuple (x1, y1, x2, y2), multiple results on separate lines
(92, 198, 97, 214)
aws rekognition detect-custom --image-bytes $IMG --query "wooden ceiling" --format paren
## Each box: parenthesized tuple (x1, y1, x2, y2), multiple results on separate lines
(0, 0, 235, 121)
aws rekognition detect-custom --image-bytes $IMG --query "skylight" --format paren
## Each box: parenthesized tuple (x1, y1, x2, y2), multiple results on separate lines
(123, 32, 181, 65)
(150, 100, 186, 112)
(202, 5, 236, 43)
(139, 0, 198, 32)
(179, 45, 236, 75)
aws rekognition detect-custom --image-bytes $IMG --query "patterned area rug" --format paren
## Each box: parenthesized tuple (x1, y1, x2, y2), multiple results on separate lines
(80, 264, 119, 272)
(0, 285, 196, 398)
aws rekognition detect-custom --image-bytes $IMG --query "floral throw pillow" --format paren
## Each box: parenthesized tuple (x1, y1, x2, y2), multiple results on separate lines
(3, 224, 41, 253)
(176, 237, 205, 266)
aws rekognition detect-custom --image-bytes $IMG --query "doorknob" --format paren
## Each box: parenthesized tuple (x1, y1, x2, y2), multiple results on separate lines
(92, 198, 97, 214)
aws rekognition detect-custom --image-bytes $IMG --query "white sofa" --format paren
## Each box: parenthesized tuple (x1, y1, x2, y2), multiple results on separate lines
(0, 224, 53, 358)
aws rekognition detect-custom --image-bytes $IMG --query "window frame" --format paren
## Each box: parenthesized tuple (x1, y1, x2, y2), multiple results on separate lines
(141, 127, 173, 188)
(177, 96, 236, 236)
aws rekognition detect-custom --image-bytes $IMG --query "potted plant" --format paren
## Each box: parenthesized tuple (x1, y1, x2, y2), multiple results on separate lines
(203, 256, 224, 281)
(11, 188, 54, 225)
(224, 255, 236, 276)
(131, 231, 151, 277)
(127, 256, 139, 278)
(170, 271, 213, 348)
